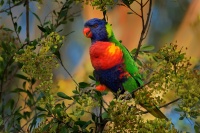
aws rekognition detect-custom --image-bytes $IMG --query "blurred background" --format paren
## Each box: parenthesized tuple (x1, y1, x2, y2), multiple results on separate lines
(1, 0, 200, 132)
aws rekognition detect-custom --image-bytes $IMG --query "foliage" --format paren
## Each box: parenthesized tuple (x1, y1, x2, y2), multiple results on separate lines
(0, 0, 200, 133)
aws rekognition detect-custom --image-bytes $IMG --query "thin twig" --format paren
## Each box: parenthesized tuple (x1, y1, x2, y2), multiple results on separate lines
(134, 0, 152, 60)
(0, 0, 25, 13)
(132, 80, 152, 94)
(120, 2, 141, 17)
(159, 98, 181, 108)
(26, 0, 30, 43)
(8, 0, 22, 44)
(143, 12, 152, 39)
(57, 57, 79, 86)
(66, 101, 76, 110)
(143, 0, 150, 7)
(96, 98, 107, 133)
(140, 0, 145, 28)
(135, 0, 140, 5)
(0, 43, 27, 105)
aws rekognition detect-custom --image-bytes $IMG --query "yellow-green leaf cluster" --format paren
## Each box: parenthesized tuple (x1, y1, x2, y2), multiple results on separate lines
(14, 32, 64, 91)
(75, 0, 115, 11)
(74, 92, 100, 118)
(146, 43, 200, 118)
(106, 97, 177, 133)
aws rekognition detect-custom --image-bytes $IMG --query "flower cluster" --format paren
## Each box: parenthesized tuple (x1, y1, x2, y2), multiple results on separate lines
(147, 43, 200, 118)
(74, 92, 100, 118)
(106, 97, 176, 133)
(75, 0, 115, 11)
(14, 32, 64, 91)
(137, 119, 177, 133)
(107, 98, 138, 132)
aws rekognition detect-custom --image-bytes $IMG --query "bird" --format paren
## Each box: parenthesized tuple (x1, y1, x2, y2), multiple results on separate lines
(83, 18, 168, 120)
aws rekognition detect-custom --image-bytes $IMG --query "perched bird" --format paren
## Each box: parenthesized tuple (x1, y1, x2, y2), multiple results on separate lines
(83, 18, 168, 120)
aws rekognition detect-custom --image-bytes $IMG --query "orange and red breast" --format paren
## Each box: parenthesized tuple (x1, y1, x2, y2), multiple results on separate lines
(89, 41, 123, 70)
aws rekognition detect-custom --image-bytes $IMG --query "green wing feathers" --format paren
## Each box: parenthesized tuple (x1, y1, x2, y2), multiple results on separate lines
(109, 31, 167, 120)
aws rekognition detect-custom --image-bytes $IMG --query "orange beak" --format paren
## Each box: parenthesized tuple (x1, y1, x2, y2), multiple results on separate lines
(83, 27, 92, 38)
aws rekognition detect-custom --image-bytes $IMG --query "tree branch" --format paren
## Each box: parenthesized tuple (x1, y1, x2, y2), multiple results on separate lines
(134, 0, 152, 60)
(143, 0, 150, 7)
(143, 12, 152, 39)
(159, 98, 181, 108)
(8, 0, 22, 44)
(0, 43, 27, 104)
(0, 0, 25, 13)
(120, 3, 141, 17)
(25, 0, 30, 43)
(132, 80, 152, 94)
(57, 57, 79, 87)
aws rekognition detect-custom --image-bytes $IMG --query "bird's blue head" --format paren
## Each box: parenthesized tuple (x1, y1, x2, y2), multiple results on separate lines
(83, 18, 113, 44)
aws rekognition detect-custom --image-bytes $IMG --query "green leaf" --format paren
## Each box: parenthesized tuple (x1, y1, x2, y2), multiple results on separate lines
(53, 10, 57, 15)
(17, 12, 23, 21)
(110, 101, 115, 106)
(14, 22, 17, 31)
(57, 92, 72, 100)
(73, 110, 84, 117)
(135, 58, 142, 66)
(174, 108, 182, 112)
(31, 78, 36, 84)
(15, 74, 30, 81)
(79, 82, 90, 88)
(102, 112, 108, 119)
(60, 126, 67, 133)
(51, 123, 58, 131)
(12, 88, 27, 93)
(23, 111, 31, 119)
(1, 41, 9, 52)
(17, 26, 22, 33)
(0, 0, 4, 6)
(37, 114, 46, 118)
(38, 25, 46, 33)
(72, 90, 79, 94)
(59, 20, 68, 25)
(54, 51, 61, 60)
(152, 55, 158, 62)
(131, 48, 137, 54)
(75, 120, 92, 129)
(36, 106, 47, 112)
(91, 113, 97, 122)
(2, 27, 13, 32)
(122, 0, 130, 7)
(16, 49, 24, 54)
(42, 123, 51, 132)
(22, 81, 26, 89)
(127, 12, 133, 14)
(6, 99, 15, 110)
(194, 125, 200, 133)
(30, 116, 37, 131)
(89, 75, 95, 81)
(174, 53, 185, 63)
(179, 116, 184, 120)
(69, 17, 74, 22)
(94, 90, 102, 97)
(26, 90, 34, 101)
(31, 12, 41, 24)
(140, 45, 155, 52)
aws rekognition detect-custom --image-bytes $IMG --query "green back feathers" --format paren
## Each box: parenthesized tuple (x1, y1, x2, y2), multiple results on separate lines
(105, 23, 143, 91)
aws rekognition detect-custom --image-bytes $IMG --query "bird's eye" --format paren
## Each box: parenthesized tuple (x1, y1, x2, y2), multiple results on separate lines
(92, 24, 98, 28)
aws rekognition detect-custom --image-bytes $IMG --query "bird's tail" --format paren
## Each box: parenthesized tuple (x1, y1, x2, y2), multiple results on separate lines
(140, 103, 168, 121)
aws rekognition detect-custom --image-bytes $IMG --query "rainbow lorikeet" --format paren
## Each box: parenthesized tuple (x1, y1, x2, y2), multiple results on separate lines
(83, 18, 168, 120)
